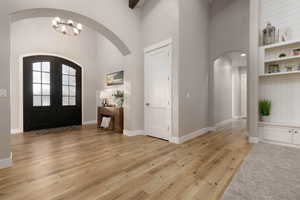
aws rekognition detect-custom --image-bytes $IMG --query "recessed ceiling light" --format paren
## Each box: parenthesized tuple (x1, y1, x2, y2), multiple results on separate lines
(241, 53, 247, 57)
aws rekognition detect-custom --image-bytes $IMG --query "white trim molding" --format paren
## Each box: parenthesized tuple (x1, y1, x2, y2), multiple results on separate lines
(11, 129, 23, 135)
(144, 39, 172, 53)
(170, 127, 215, 144)
(82, 120, 97, 125)
(233, 116, 247, 120)
(144, 38, 173, 142)
(215, 118, 233, 128)
(123, 130, 145, 137)
(248, 136, 259, 144)
(0, 153, 12, 169)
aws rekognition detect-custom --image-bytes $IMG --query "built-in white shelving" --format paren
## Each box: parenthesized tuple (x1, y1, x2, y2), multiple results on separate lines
(259, 70, 300, 77)
(265, 55, 300, 64)
(258, 121, 300, 128)
(262, 39, 300, 50)
(259, 40, 300, 148)
(259, 39, 300, 77)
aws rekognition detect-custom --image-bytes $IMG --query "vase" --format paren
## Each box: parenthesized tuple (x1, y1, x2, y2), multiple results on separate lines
(261, 116, 270, 122)
(115, 98, 123, 108)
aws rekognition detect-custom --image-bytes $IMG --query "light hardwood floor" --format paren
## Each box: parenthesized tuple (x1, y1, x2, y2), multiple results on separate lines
(0, 121, 251, 200)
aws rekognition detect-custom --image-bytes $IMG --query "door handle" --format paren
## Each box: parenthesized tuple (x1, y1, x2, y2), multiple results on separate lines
(145, 103, 150, 106)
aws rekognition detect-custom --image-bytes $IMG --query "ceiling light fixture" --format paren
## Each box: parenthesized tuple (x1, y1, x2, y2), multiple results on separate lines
(52, 17, 83, 36)
(240, 53, 247, 57)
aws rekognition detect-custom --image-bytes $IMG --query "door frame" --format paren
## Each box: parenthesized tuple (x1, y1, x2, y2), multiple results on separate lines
(144, 39, 173, 142)
(18, 53, 84, 132)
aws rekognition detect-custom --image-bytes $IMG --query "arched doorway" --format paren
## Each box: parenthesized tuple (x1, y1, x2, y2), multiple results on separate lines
(23, 55, 82, 131)
(213, 51, 248, 131)
(10, 8, 131, 56)
(9, 8, 132, 133)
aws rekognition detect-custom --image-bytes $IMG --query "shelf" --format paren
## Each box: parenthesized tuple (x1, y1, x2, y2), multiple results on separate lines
(259, 70, 300, 77)
(262, 39, 300, 50)
(265, 55, 300, 63)
(258, 121, 300, 128)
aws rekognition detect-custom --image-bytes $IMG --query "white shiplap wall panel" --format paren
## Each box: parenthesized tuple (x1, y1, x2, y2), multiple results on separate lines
(260, 0, 300, 124)
(261, 0, 300, 40)
(260, 75, 300, 124)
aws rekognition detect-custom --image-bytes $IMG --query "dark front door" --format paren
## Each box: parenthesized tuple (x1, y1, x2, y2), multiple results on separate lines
(23, 55, 82, 131)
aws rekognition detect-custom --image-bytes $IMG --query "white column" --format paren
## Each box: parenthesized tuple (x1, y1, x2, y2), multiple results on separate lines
(248, 0, 260, 143)
(0, 4, 12, 168)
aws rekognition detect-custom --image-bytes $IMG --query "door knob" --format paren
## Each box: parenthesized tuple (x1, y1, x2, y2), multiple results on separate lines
(145, 103, 150, 106)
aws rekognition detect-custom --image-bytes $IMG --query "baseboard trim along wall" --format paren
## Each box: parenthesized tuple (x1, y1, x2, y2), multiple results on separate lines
(82, 120, 97, 125)
(123, 130, 145, 137)
(11, 129, 23, 135)
(248, 137, 259, 144)
(215, 118, 233, 128)
(233, 116, 247, 120)
(170, 127, 216, 144)
(0, 153, 12, 169)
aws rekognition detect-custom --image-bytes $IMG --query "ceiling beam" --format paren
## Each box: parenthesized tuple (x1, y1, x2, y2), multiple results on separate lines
(129, 0, 140, 9)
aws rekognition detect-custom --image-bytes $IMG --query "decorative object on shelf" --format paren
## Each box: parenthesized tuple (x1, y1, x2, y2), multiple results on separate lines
(279, 53, 287, 58)
(292, 48, 300, 56)
(106, 71, 124, 86)
(52, 17, 83, 36)
(285, 65, 293, 72)
(297, 63, 300, 71)
(280, 27, 293, 42)
(263, 22, 278, 45)
(267, 64, 280, 74)
(259, 100, 272, 122)
(100, 117, 111, 128)
(112, 90, 124, 107)
(100, 90, 110, 107)
(97, 107, 124, 132)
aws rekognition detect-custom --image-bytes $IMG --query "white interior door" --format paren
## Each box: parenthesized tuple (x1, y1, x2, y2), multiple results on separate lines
(144, 44, 171, 141)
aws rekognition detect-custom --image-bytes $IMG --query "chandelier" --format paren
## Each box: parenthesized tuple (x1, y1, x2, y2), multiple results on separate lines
(52, 17, 83, 36)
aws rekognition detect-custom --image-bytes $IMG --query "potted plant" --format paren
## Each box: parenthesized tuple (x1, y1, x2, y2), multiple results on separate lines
(259, 99, 272, 122)
(112, 90, 124, 108)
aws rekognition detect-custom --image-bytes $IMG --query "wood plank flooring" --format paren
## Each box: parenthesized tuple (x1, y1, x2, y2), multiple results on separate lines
(0, 121, 251, 200)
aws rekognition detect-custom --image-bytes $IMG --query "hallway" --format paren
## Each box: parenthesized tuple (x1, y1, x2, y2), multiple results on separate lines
(0, 121, 251, 200)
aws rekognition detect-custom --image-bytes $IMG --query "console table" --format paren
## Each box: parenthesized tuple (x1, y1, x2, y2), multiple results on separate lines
(97, 107, 124, 133)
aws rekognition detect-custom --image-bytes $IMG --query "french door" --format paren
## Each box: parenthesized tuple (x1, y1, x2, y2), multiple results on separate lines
(23, 55, 82, 131)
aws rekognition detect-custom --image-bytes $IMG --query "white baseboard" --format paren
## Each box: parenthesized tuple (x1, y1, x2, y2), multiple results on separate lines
(233, 116, 247, 120)
(248, 136, 259, 144)
(82, 120, 97, 125)
(215, 118, 233, 128)
(260, 139, 300, 149)
(0, 153, 12, 169)
(170, 127, 215, 144)
(11, 129, 23, 135)
(123, 130, 145, 137)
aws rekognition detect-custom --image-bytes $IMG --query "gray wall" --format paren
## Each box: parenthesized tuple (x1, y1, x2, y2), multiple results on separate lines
(141, 0, 210, 137)
(209, 0, 249, 59)
(213, 56, 233, 124)
(178, 0, 210, 136)
(232, 67, 241, 118)
(0, 2, 11, 160)
(141, 0, 180, 137)
(10, 18, 99, 132)
(0, 0, 143, 161)
(208, 0, 249, 126)
(96, 35, 126, 108)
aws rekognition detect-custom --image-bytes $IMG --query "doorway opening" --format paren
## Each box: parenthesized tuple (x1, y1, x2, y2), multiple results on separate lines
(23, 55, 82, 131)
(213, 51, 248, 130)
